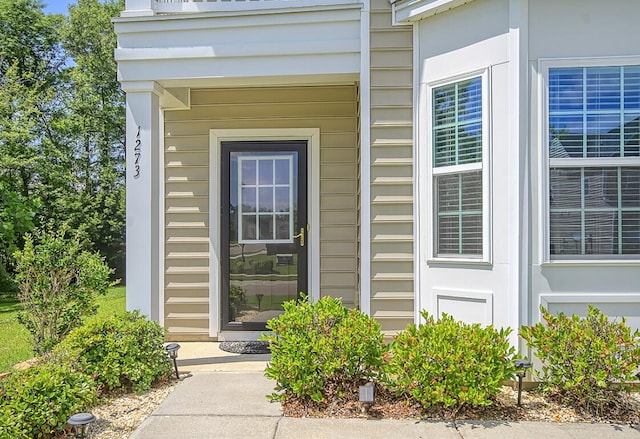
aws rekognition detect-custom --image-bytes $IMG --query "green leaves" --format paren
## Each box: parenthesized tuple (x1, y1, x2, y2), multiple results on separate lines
(0, 0, 126, 285)
(56, 311, 173, 393)
(520, 305, 640, 413)
(14, 224, 113, 354)
(0, 361, 99, 438)
(384, 312, 516, 410)
(262, 295, 385, 403)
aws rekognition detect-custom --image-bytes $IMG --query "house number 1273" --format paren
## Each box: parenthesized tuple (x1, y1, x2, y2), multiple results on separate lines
(134, 126, 142, 179)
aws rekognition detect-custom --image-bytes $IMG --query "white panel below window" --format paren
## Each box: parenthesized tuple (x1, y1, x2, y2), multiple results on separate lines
(434, 289, 493, 325)
(540, 294, 640, 333)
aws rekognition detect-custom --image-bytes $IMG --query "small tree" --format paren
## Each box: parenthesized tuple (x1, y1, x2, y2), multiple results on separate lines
(14, 225, 112, 353)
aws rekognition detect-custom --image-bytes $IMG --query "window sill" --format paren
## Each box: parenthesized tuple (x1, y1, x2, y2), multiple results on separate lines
(541, 259, 640, 267)
(427, 258, 492, 268)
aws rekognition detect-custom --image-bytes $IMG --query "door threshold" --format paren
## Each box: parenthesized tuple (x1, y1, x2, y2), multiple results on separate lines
(218, 331, 271, 341)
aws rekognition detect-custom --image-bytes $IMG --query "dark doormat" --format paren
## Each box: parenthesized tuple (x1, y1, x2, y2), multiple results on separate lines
(219, 341, 271, 354)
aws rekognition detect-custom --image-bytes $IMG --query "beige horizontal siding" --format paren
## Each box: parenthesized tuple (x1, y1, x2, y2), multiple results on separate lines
(164, 85, 358, 337)
(369, 0, 415, 335)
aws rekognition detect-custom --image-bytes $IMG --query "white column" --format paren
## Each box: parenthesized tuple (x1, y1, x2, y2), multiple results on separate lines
(125, 83, 162, 320)
(122, 0, 156, 17)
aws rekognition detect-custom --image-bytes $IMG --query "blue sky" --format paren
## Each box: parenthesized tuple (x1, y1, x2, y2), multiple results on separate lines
(43, 0, 74, 15)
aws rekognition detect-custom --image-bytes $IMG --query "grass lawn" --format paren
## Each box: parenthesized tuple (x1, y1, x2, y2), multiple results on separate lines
(0, 286, 126, 373)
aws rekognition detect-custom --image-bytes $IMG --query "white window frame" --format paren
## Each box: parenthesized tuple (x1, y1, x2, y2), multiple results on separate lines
(539, 57, 640, 265)
(423, 68, 492, 264)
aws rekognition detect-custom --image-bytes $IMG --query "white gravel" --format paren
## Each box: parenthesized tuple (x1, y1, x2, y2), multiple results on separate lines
(84, 381, 179, 439)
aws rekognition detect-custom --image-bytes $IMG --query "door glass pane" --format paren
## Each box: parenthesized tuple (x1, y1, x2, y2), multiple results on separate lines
(259, 215, 274, 240)
(258, 187, 273, 213)
(275, 214, 290, 240)
(241, 188, 256, 212)
(241, 160, 256, 185)
(227, 149, 302, 327)
(259, 160, 274, 185)
(275, 159, 290, 184)
(241, 215, 256, 241)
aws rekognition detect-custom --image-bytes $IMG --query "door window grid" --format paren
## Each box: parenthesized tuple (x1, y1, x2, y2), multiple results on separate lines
(238, 155, 294, 244)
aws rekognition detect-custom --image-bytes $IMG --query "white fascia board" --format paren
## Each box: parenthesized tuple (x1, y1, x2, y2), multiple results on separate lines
(117, 53, 360, 83)
(115, 39, 361, 62)
(117, 0, 363, 21)
(155, 0, 363, 15)
(115, 7, 361, 33)
(393, 0, 476, 24)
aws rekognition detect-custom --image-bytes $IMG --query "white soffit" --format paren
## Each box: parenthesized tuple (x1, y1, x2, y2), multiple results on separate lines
(393, 0, 476, 24)
(115, 1, 363, 83)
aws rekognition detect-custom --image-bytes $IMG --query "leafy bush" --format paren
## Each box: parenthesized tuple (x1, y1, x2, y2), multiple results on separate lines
(14, 224, 113, 353)
(384, 311, 516, 409)
(0, 361, 98, 438)
(262, 295, 385, 402)
(520, 305, 640, 412)
(56, 311, 172, 393)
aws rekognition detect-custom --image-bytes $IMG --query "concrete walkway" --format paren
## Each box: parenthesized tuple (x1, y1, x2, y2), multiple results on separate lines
(130, 343, 640, 439)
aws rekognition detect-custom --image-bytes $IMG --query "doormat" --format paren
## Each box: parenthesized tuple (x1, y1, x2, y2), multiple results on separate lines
(219, 341, 271, 354)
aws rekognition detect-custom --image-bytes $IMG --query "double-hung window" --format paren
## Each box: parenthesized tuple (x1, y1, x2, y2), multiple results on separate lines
(430, 72, 488, 260)
(546, 62, 640, 259)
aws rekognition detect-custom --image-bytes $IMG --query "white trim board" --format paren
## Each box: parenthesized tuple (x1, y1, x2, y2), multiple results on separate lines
(358, 0, 371, 315)
(209, 128, 321, 338)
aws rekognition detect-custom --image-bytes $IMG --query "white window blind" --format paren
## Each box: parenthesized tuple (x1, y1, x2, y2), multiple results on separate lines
(432, 76, 484, 257)
(548, 65, 640, 258)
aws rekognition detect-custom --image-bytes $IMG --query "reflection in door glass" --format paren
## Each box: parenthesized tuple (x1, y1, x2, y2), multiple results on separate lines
(228, 151, 299, 325)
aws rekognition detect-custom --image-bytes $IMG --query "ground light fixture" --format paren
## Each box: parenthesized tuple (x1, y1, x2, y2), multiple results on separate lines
(359, 382, 375, 414)
(165, 343, 181, 379)
(514, 359, 532, 407)
(67, 412, 96, 438)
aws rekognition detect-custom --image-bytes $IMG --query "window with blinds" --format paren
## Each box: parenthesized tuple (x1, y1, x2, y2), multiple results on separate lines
(432, 76, 484, 257)
(548, 65, 640, 258)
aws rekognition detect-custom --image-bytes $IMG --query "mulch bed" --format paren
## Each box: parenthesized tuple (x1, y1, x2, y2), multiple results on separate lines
(281, 383, 640, 425)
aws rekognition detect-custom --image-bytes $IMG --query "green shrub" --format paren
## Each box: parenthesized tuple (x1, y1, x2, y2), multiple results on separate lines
(262, 295, 385, 402)
(0, 361, 98, 438)
(520, 305, 640, 412)
(384, 311, 516, 409)
(14, 225, 113, 353)
(56, 311, 172, 393)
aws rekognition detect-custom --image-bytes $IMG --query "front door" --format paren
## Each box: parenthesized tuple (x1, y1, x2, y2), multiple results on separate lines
(221, 141, 307, 331)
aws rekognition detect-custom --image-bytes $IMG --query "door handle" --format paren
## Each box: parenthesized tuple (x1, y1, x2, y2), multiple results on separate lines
(293, 227, 305, 247)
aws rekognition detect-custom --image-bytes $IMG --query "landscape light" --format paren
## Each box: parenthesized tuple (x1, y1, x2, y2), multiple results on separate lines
(359, 382, 375, 414)
(67, 412, 96, 438)
(165, 343, 181, 379)
(514, 359, 532, 407)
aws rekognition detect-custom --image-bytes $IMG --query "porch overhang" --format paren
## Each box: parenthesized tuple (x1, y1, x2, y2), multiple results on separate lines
(115, 0, 363, 91)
